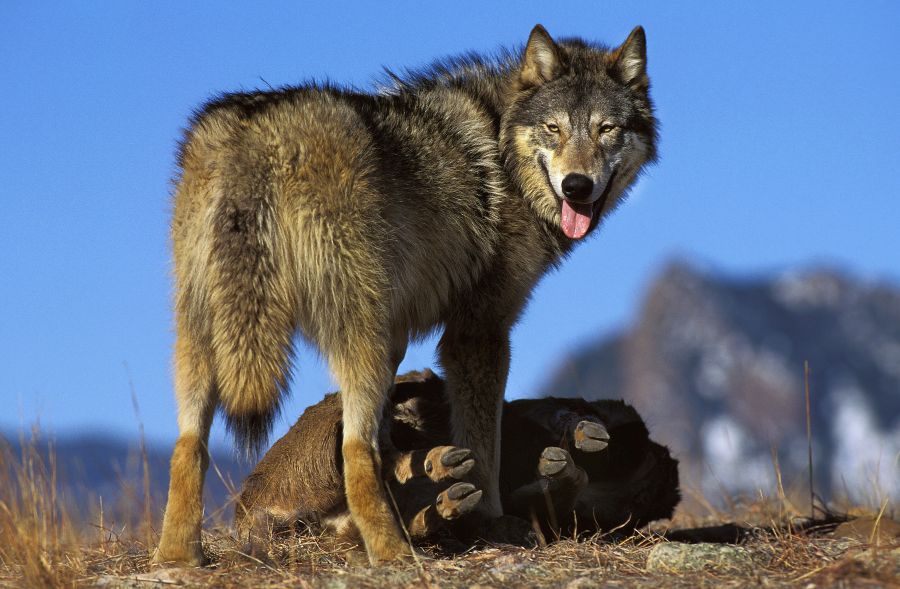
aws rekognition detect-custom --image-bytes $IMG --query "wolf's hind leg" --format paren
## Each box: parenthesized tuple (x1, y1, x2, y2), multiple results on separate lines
(331, 339, 412, 563)
(154, 327, 217, 567)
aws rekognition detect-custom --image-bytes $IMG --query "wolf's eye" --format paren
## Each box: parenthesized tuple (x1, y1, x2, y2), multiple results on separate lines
(545, 123, 560, 133)
(598, 124, 616, 135)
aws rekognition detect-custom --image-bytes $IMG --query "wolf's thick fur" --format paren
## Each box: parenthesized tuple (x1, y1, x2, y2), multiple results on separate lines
(156, 25, 657, 565)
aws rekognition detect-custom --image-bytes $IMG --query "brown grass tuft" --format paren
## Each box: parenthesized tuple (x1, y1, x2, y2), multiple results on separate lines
(0, 431, 896, 589)
(0, 431, 83, 587)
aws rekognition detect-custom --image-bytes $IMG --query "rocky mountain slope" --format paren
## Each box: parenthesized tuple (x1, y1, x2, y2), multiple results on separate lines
(541, 260, 900, 503)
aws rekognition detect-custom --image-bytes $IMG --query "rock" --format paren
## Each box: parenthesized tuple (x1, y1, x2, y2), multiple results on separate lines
(645, 542, 757, 573)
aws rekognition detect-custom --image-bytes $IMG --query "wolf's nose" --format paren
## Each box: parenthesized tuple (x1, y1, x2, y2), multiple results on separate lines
(561, 174, 594, 202)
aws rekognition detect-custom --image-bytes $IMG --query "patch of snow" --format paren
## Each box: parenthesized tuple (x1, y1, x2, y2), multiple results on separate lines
(701, 416, 775, 494)
(772, 271, 845, 309)
(830, 382, 899, 502)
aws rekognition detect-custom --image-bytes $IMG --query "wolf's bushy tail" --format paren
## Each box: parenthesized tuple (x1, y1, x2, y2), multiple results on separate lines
(208, 188, 296, 456)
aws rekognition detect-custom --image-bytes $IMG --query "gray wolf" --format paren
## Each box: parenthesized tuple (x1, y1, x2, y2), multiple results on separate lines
(235, 370, 679, 552)
(155, 23, 657, 565)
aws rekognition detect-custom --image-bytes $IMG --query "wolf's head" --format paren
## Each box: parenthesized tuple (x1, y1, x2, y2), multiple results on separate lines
(501, 25, 658, 240)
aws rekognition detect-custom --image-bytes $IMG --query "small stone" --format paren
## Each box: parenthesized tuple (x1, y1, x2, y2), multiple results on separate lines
(646, 542, 756, 573)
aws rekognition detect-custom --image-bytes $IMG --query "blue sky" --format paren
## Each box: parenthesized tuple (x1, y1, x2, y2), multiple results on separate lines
(1, 1, 898, 450)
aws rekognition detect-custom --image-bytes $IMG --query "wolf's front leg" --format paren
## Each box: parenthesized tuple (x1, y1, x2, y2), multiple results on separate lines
(438, 324, 510, 517)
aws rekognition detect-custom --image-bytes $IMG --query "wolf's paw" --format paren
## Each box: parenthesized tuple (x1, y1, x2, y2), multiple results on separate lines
(424, 446, 475, 482)
(538, 446, 573, 478)
(366, 538, 415, 564)
(149, 544, 208, 568)
(574, 420, 609, 452)
(435, 482, 483, 520)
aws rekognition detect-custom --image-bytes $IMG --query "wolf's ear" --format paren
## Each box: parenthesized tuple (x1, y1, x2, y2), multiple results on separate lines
(610, 26, 648, 90)
(521, 25, 564, 88)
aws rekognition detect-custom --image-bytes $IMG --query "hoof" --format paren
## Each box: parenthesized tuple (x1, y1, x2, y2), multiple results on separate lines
(435, 482, 483, 520)
(425, 446, 475, 481)
(538, 446, 571, 477)
(574, 420, 609, 452)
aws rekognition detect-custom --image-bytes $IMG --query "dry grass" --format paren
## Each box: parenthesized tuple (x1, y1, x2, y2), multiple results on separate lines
(0, 433, 896, 589)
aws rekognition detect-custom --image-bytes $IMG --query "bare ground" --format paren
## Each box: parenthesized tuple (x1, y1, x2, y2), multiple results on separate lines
(4, 507, 898, 588)
(2, 436, 897, 588)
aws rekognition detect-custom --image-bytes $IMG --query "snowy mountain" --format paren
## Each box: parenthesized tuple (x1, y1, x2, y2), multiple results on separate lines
(541, 260, 900, 503)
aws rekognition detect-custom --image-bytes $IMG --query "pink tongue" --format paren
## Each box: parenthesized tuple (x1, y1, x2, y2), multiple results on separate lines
(560, 200, 594, 239)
